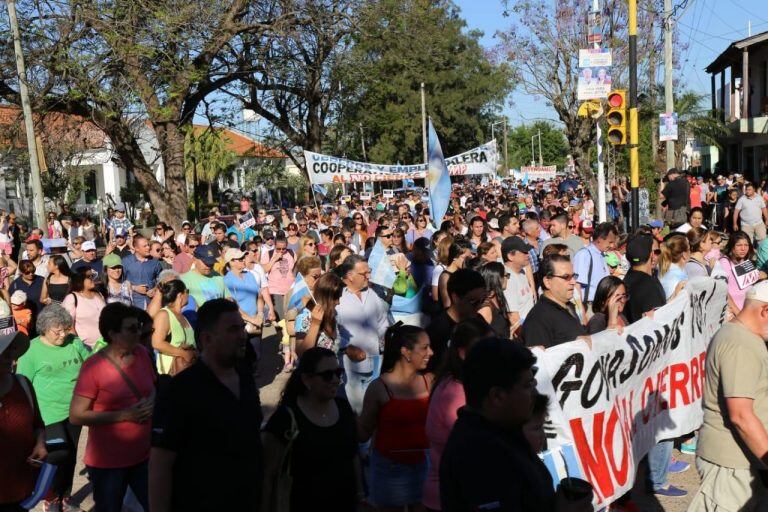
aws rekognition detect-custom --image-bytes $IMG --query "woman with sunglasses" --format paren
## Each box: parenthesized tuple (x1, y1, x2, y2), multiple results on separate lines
(10, 260, 45, 327)
(62, 267, 106, 349)
(297, 236, 318, 260)
(69, 303, 155, 512)
(359, 324, 433, 510)
(406, 215, 433, 251)
(282, 222, 300, 253)
(262, 347, 359, 512)
(102, 253, 133, 306)
(160, 239, 179, 271)
(69, 235, 86, 262)
(351, 213, 368, 251)
(41, 254, 73, 305)
(391, 227, 408, 254)
(586, 276, 629, 334)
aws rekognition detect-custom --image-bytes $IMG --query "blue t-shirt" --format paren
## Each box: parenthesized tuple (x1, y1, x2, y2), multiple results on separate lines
(225, 226, 257, 245)
(223, 271, 260, 317)
(121, 254, 162, 308)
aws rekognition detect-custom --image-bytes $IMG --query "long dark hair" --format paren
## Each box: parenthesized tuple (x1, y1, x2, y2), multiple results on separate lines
(479, 261, 510, 318)
(724, 230, 754, 262)
(279, 347, 337, 406)
(159, 279, 187, 307)
(432, 318, 494, 394)
(48, 255, 72, 278)
(381, 323, 426, 374)
(591, 276, 625, 315)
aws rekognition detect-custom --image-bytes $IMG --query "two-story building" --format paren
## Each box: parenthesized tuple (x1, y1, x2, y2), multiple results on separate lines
(706, 30, 768, 181)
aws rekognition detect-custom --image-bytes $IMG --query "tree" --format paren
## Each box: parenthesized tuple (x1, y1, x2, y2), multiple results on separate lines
(506, 122, 569, 169)
(336, 0, 511, 164)
(496, 0, 660, 184)
(231, 0, 360, 170)
(184, 128, 237, 205)
(0, 0, 290, 227)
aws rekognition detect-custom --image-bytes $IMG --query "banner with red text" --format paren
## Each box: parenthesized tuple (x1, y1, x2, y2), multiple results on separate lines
(304, 141, 497, 184)
(535, 277, 727, 507)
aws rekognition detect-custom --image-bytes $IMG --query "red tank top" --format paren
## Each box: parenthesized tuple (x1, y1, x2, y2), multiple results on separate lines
(374, 375, 430, 464)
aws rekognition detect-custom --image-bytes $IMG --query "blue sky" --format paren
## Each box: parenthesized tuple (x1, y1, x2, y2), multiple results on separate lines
(455, 0, 768, 126)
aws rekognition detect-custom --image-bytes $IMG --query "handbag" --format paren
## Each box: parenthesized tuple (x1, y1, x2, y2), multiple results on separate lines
(274, 406, 299, 512)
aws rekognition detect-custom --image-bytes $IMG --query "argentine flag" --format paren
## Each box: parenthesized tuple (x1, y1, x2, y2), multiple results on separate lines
(368, 240, 397, 289)
(427, 119, 451, 225)
(287, 273, 311, 310)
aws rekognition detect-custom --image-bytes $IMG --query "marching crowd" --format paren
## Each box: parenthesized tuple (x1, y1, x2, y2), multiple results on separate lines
(2, 167, 768, 512)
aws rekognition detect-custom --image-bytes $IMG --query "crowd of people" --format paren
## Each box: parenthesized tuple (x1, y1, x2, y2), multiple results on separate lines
(1, 168, 768, 512)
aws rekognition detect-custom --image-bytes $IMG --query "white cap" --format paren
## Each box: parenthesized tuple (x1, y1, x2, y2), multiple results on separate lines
(82, 241, 97, 252)
(10, 290, 27, 305)
(746, 281, 768, 303)
(224, 248, 246, 263)
(175, 234, 187, 245)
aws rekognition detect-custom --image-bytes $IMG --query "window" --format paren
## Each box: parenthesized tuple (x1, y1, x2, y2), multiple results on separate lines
(5, 175, 18, 199)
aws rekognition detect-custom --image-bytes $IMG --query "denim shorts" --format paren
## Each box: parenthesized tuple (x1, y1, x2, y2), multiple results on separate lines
(369, 448, 428, 507)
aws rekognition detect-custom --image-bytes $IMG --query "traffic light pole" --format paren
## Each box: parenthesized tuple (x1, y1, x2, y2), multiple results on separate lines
(592, 0, 606, 223)
(628, 0, 640, 231)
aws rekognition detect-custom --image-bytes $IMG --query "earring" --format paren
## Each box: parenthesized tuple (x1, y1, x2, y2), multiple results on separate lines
(406, 357, 411, 363)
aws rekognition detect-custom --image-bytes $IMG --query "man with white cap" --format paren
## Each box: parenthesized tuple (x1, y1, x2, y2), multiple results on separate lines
(71, 240, 103, 276)
(690, 280, 768, 511)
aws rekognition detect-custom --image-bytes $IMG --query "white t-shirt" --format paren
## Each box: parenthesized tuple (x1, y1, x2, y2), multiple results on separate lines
(431, 264, 445, 288)
(504, 267, 535, 320)
(249, 264, 269, 289)
(735, 194, 766, 226)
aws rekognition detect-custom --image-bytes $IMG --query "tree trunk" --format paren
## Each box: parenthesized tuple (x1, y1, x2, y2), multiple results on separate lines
(207, 181, 213, 205)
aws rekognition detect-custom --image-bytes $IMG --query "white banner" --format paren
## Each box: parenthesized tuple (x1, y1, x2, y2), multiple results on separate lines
(535, 277, 727, 507)
(515, 165, 558, 180)
(304, 141, 497, 184)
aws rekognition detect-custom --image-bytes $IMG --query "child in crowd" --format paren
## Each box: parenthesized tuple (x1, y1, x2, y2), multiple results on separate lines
(10, 290, 32, 335)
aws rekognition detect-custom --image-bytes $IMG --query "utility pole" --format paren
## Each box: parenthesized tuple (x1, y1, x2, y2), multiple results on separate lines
(592, 0, 607, 223)
(502, 119, 509, 175)
(420, 83, 428, 163)
(6, 0, 46, 229)
(629, 0, 640, 230)
(537, 129, 543, 166)
(531, 136, 536, 166)
(663, 0, 675, 170)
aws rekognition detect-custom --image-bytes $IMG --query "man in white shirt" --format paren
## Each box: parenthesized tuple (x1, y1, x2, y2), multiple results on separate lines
(501, 237, 536, 330)
(335, 254, 392, 413)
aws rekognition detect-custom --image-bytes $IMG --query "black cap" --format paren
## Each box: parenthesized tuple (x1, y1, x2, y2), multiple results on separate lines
(193, 244, 219, 267)
(501, 236, 533, 260)
(626, 233, 653, 265)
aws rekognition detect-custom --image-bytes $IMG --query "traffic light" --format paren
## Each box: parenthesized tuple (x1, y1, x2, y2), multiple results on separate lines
(606, 90, 627, 146)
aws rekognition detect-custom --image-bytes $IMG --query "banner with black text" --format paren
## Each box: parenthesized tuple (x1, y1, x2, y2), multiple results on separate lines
(535, 277, 728, 507)
(304, 141, 497, 184)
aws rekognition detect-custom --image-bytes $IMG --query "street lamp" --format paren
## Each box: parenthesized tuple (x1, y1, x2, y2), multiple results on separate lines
(530, 130, 543, 166)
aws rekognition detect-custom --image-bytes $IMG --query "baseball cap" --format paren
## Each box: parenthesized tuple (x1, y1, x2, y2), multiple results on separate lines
(194, 244, 219, 267)
(114, 228, 127, 239)
(82, 241, 97, 252)
(0, 326, 29, 359)
(501, 236, 533, 259)
(102, 253, 123, 268)
(224, 248, 246, 263)
(581, 219, 594, 232)
(488, 218, 499, 230)
(648, 219, 664, 229)
(604, 252, 620, 268)
(25, 234, 41, 243)
(10, 290, 27, 305)
(115, 203, 126, 212)
(626, 233, 654, 265)
(746, 281, 768, 303)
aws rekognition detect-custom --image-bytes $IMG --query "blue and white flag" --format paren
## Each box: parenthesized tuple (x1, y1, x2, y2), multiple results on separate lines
(312, 184, 328, 196)
(287, 273, 311, 310)
(522, 171, 529, 186)
(20, 463, 57, 510)
(402, 178, 415, 188)
(392, 286, 424, 315)
(427, 119, 451, 224)
(368, 240, 396, 289)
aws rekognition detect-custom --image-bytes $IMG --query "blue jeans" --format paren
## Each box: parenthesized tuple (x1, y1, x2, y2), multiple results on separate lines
(87, 461, 148, 512)
(646, 440, 673, 491)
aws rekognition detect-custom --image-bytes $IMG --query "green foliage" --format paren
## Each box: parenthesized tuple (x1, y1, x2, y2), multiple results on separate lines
(506, 122, 569, 169)
(242, 159, 308, 191)
(336, 0, 511, 163)
(184, 129, 237, 184)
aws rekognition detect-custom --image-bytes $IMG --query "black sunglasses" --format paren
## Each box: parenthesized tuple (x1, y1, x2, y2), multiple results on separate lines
(313, 368, 344, 382)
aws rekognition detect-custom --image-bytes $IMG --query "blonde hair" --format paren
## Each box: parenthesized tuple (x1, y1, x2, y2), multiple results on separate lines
(436, 234, 456, 266)
(659, 235, 690, 275)
(297, 236, 316, 260)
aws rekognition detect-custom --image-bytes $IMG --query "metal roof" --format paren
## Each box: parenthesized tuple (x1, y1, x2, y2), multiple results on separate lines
(705, 30, 768, 73)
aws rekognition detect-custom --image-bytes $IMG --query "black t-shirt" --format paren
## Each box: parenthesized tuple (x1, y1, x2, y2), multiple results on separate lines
(623, 269, 666, 323)
(152, 361, 263, 511)
(70, 258, 103, 277)
(661, 177, 690, 210)
(426, 309, 458, 371)
(440, 408, 555, 512)
(263, 398, 358, 512)
(521, 295, 587, 348)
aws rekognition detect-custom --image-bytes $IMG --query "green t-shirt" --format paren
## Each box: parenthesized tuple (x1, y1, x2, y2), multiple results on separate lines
(16, 335, 91, 425)
(181, 270, 231, 308)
